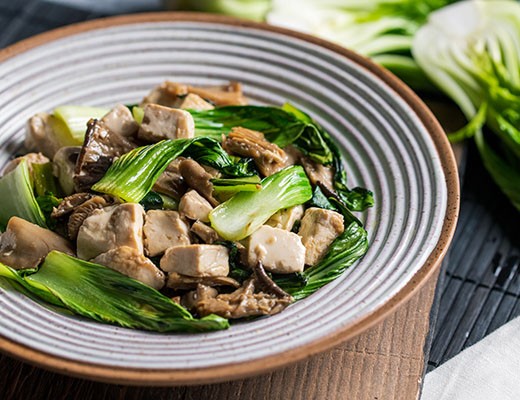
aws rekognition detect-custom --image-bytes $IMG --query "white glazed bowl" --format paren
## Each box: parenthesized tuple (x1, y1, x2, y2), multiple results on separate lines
(0, 14, 458, 385)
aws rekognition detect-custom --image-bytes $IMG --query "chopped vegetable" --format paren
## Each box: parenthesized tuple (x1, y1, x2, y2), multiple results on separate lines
(92, 137, 255, 203)
(211, 176, 262, 194)
(0, 251, 229, 332)
(189, 105, 334, 164)
(0, 160, 46, 229)
(209, 166, 312, 240)
(53, 106, 109, 144)
(276, 221, 368, 300)
(412, 0, 520, 210)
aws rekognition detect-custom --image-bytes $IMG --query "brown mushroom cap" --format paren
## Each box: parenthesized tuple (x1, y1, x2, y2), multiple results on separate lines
(73, 118, 135, 192)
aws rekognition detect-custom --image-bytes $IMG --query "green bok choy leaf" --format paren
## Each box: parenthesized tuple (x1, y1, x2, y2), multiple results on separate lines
(412, 0, 520, 210)
(92, 137, 255, 203)
(0, 160, 46, 229)
(209, 166, 312, 240)
(188, 105, 334, 164)
(0, 251, 229, 332)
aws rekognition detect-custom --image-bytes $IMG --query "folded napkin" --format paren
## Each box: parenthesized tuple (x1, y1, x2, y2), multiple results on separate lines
(422, 316, 520, 400)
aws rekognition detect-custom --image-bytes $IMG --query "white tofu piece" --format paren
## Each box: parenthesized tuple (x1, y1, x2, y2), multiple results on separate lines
(101, 104, 138, 137)
(137, 104, 194, 142)
(178, 93, 214, 111)
(298, 207, 344, 266)
(143, 210, 190, 257)
(76, 203, 145, 260)
(160, 244, 229, 277)
(266, 205, 304, 231)
(178, 190, 213, 222)
(247, 225, 305, 274)
(93, 246, 165, 290)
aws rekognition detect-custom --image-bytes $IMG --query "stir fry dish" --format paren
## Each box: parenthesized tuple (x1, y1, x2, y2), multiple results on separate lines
(0, 81, 373, 332)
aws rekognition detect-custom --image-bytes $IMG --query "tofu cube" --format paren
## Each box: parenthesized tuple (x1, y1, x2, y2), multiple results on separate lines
(179, 190, 213, 222)
(101, 104, 138, 137)
(77, 203, 145, 260)
(143, 210, 190, 257)
(248, 225, 305, 274)
(160, 244, 229, 277)
(298, 207, 344, 266)
(138, 104, 194, 142)
(266, 205, 304, 231)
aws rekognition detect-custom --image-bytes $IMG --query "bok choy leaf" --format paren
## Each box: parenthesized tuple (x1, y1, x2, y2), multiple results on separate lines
(92, 137, 255, 203)
(0, 160, 46, 229)
(189, 105, 334, 164)
(0, 251, 229, 332)
(209, 166, 312, 240)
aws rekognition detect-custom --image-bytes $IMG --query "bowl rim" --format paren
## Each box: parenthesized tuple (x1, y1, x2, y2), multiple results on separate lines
(0, 12, 460, 386)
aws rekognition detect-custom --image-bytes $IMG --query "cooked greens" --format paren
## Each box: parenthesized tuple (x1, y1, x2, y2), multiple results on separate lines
(0, 251, 229, 332)
(1, 80, 373, 332)
(209, 166, 313, 240)
(92, 137, 255, 203)
(53, 106, 109, 144)
(189, 105, 334, 164)
(0, 160, 46, 229)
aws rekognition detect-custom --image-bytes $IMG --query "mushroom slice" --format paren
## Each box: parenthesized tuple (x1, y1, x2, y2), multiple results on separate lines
(298, 207, 344, 266)
(2, 153, 49, 176)
(252, 261, 292, 298)
(73, 118, 135, 192)
(152, 157, 187, 200)
(178, 93, 214, 111)
(166, 272, 240, 290)
(187, 81, 247, 106)
(0, 217, 74, 270)
(190, 221, 221, 244)
(25, 113, 61, 159)
(140, 81, 247, 107)
(92, 246, 165, 290)
(179, 159, 219, 206)
(188, 279, 293, 319)
(300, 156, 335, 191)
(223, 127, 288, 176)
(140, 81, 188, 107)
(67, 195, 117, 240)
(51, 193, 94, 218)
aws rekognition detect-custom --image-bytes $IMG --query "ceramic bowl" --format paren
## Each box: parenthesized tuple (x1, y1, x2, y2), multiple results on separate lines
(0, 13, 459, 385)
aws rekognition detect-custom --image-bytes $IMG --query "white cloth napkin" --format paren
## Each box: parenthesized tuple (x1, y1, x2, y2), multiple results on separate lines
(422, 316, 520, 400)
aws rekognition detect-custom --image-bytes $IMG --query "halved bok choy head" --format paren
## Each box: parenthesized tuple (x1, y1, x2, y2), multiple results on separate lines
(412, 0, 520, 210)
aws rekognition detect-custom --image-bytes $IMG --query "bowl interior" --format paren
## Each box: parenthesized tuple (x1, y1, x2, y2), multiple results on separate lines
(0, 17, 451, 381)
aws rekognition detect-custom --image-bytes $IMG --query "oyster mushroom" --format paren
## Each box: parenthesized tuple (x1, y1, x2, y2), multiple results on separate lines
(0, 217, 74, 270)
(178, 159, 219, 206)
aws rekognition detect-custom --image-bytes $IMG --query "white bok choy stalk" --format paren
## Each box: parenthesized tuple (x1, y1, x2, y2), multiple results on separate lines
(267, 0, 454, 91)
(412, 0, 520, 210)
